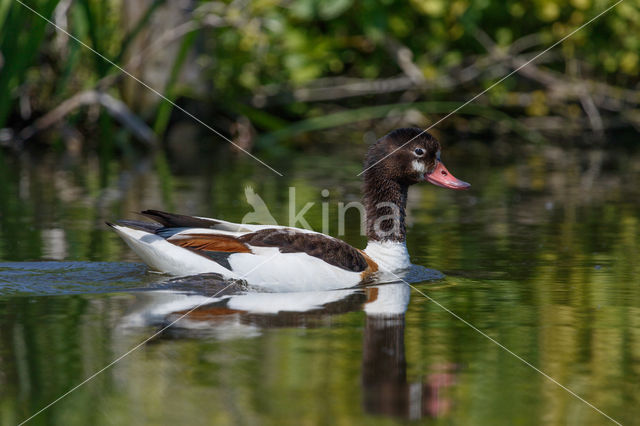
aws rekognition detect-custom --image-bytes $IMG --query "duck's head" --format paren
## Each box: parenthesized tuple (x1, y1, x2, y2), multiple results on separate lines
(363, 128, 470, 190)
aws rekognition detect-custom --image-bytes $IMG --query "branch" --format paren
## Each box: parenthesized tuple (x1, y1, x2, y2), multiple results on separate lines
(383, 37, 426, 85)
(18, 90, 156, 146)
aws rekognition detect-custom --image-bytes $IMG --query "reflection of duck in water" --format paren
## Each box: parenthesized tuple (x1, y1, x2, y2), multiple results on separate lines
(362, 285, 458, 420)
(119, 278, 457, 421)
(120, 274, 368, 336)
(108, 128, 469, 291)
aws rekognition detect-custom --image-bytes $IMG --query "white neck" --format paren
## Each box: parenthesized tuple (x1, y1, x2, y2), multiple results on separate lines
(364, 240, 411, 273)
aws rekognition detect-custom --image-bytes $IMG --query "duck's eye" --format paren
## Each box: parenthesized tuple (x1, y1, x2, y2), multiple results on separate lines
(414, 148, 425, 157)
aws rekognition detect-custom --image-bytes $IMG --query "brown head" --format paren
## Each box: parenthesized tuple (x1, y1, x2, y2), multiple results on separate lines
(363, 128, 470, 189)
(362, 128, 470, 241)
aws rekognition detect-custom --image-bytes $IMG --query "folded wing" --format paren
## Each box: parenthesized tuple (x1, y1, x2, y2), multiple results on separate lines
(142, 210, 370, 273)
(111, 210, 379, 287)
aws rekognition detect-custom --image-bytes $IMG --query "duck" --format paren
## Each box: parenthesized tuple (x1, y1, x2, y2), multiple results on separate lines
(108, 128, 469, 291)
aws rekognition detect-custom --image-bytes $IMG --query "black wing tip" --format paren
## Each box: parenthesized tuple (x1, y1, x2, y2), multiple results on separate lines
(141, 209, 167, 215)
(106, 219, 162, 233)
(140, 209, 177, 226)
(114, 220, 162, 233)
(139, 210, 220, 229)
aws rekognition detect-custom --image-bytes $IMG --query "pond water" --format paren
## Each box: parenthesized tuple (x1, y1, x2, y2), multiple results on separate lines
(0, 134, 638, 425)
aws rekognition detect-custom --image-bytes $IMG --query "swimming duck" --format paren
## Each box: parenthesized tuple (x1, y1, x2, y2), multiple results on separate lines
(108, 128, 469, 291)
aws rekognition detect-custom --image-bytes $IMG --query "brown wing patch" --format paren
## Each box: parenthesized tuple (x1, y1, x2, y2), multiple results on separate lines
(365, 287, 379, 303)
(239, 229, 368, 273)
(169, 234, 252, 253)
(358, 250, 379, 282)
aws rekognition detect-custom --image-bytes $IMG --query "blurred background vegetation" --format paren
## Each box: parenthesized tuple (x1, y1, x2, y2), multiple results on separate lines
(1, 3, 640, 424)
(1, 0, 639, 161)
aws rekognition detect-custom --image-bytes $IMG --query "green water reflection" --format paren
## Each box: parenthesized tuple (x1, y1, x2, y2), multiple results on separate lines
(0, 137, 639, 425)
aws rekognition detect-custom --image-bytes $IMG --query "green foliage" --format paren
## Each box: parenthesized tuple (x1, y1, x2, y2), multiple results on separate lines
(0, 0, 639, 146)
(0, 0, 59, 127)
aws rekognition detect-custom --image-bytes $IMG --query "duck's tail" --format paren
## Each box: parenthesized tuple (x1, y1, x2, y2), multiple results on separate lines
(107, 222, 237, 278)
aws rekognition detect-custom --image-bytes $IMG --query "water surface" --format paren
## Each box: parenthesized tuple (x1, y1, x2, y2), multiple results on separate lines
(0, 138, 638, 425)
